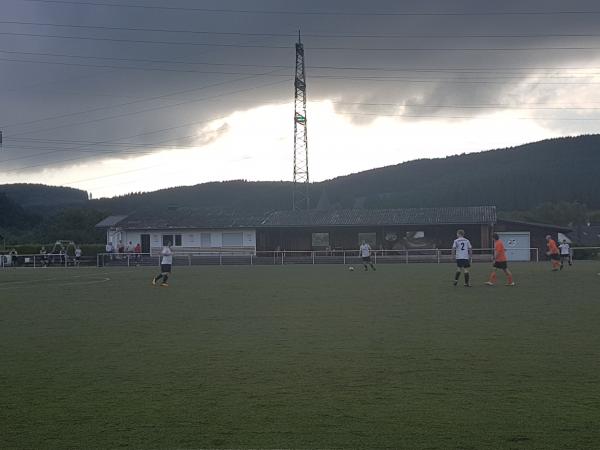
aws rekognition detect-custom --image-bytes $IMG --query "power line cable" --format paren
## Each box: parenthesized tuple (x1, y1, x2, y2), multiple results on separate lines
(4, 56, 600, 85)
(3, 20, 600, 39)
(4, 104, 600, 173)
(4, 55, 600, 80)
(21, 0, 600, 17)
(3, 49, 600, 74)
(3, 31, 600, 51)
(2, 70, 288, 132)
(0, 80, 289, 168)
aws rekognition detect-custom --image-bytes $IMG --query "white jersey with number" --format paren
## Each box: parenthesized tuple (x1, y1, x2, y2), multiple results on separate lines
(75, 249, 82, 257)
(452, 237, 472, 260)
(359, 244, 371, 257)
(559, 243, 570, 255)
(161, 247, 173, 265)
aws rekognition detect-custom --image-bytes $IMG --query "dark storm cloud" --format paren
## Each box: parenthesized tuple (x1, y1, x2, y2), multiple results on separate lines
(1, 0, 600, 170)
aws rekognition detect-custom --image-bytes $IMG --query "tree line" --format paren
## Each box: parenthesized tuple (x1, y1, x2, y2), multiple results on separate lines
(2, 135, 600, 245)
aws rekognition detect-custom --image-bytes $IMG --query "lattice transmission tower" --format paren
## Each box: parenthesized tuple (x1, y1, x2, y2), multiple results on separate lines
(292, 31, 310, 210)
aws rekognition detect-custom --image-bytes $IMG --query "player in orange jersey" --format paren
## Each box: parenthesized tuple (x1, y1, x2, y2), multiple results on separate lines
(485, 233, 515, 286)
(546, 234, 561, 271)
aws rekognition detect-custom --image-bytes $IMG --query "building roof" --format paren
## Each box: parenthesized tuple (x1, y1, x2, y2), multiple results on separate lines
(96, 208, 265, 230)
(261, 206, 497, 227)
(94, 215, 128, 228)
(96, 206, 497, 230)
(567, 224, 600, 246)
(496, 219, 572, 232)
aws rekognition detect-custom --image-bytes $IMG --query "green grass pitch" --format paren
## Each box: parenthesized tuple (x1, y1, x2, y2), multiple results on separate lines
(1, 262, 600, 449)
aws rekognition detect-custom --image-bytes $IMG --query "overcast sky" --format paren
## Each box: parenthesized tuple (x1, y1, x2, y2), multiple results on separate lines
(1, 0, 600, 198)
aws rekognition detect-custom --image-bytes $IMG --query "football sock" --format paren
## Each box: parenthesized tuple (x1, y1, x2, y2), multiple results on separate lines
(489, 272, 497, 283)
(162, 275, 169, 283)
(464, 273, 470, 285)
(454, 271, 461, 281)
(507, 273, 513, 284)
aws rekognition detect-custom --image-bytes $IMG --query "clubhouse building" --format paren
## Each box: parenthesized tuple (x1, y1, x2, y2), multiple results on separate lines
(96, 206, 571, 261)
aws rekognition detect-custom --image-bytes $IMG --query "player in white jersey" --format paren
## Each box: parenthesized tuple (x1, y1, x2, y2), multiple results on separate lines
(452, 229, 473, 287)
(152, 242, 173, 287)
(558, 240, 571, 270)
(74, 246, 82, 267)
(359, 241, 376, 271)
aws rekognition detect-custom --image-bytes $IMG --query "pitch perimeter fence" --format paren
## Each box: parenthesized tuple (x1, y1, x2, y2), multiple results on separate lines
(3, 248, 598, 269)
(90, 248, 541, 267)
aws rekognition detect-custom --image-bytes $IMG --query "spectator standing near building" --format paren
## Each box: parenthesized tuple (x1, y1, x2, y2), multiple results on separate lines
(133, 243, 141, 263)
(9, 248, 18, 267)
(39, 246, 48, 267)
(106, 242, 114, 260)
(75, 246, 82, 267)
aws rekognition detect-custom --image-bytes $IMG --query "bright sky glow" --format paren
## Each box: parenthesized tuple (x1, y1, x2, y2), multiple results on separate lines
(1, 100, 564, 198)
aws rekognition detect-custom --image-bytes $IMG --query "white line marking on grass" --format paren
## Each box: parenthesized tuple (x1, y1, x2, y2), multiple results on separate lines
(0, 276, 111, 290)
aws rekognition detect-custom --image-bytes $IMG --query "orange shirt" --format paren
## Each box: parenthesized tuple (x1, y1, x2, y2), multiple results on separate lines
(495, 240, 507, 262)
(547, 239, 559, 255)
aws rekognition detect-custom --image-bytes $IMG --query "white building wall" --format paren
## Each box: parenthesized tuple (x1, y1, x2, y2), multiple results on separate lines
(497, 231, 531, 261)
(243, 231, 256, 247)
(210, 232, 223, 248)
(109, 229, 257, 251)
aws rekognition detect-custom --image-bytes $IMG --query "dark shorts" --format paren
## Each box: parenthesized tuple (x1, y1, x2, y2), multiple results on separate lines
(456, 259, 471, 268)
(161, 264, 172, 273)
(361, 256, 371, 262)
(550, 254, 560, 261)
(560, 253, 570, 259)
(494, 261, 508, 270)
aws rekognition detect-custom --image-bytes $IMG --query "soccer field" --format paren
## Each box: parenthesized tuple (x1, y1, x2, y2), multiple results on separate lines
(1, 263, 599, 449)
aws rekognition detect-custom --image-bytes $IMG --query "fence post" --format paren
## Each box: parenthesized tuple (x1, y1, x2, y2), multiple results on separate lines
(312, 251, 315, 265)
(127, 255, 130, 267)
(535, 248, 539, 263)
(219, 253, 222, 266)
(188, 255, 191, 266)
(250, 253, 253, 266)
(405, 250, 409, 264)
(343, 251, 346, 265)
(437, 249, 440, 264)
(374, 251, 377, 264)
(281, 251, 284, 265)
(33, 255, 36, 269)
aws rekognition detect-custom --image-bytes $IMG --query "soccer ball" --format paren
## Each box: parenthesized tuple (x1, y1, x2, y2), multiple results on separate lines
(348, 266, 355, 271)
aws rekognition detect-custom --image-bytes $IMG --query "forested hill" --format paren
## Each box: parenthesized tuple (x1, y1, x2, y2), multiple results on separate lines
(91, 181, 293, 214)
(2, 135, 600, 214)
(2, 135, 600, 244)
(318, 135, 600, 210)
(0, 184, 88, 209)
(93, 134, 600, 213)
